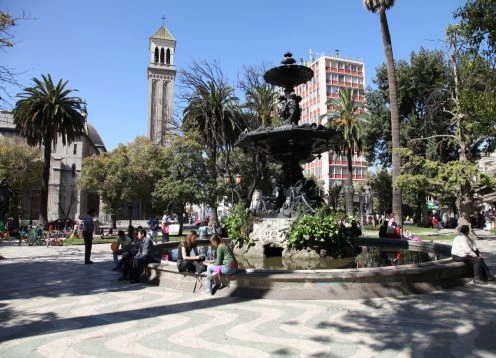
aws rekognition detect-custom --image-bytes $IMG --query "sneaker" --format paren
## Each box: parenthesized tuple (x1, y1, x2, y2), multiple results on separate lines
(487, 276, 496, 281)
(85, 261, 93, 264)
(201, 289, 212, 295)
(473, 280, 488, 285)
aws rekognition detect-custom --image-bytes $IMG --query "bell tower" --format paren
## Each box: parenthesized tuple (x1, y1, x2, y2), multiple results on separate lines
(147, 24, 176, 146)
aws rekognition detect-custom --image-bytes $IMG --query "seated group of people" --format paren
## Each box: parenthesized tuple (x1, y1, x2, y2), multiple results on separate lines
(111, 225, 154, 284)
(177, 230, 238, 295)
(111, 227, 238, 294)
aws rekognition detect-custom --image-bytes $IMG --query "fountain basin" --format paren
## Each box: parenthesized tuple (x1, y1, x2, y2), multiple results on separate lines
(147, 238, 471, 299)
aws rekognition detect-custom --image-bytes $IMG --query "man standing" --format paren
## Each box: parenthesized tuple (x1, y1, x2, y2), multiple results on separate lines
(82, 208, 96, 264)
(451, 225, 495, 285)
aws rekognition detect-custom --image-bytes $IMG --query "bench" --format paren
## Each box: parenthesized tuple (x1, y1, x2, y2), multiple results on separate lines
(146, 261, 238, 293)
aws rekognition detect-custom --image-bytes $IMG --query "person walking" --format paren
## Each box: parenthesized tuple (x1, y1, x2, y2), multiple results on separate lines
(148, 216, 159, 243)
(82, 208, 96, 264)
(451, 225, 495, 285)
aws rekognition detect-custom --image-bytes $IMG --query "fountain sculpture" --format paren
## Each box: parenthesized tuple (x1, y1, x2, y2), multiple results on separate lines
(236, 52, 344, 218)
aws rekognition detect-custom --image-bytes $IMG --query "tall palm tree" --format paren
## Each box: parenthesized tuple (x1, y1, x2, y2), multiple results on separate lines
(326, 88, 366, 216)
(363, 0, 402, 224)
(13, 74, 86, 224)
(183, 78, 244, 223)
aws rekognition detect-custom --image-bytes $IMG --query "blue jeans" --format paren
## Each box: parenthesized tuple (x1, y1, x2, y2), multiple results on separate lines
(206, 264, 238, 291)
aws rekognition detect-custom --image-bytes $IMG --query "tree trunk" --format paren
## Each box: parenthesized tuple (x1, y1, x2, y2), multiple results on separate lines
(379, 10, 402, 225)
(40, 141, 51, 224)
(345, 149, 354, 216)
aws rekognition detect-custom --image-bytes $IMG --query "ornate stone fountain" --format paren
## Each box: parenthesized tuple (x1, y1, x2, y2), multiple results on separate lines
(235, 52, 345, 259)
(236, 52, 344, 219)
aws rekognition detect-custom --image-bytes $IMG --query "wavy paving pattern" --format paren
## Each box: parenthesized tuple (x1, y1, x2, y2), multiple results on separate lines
(1, 242, 496, 357)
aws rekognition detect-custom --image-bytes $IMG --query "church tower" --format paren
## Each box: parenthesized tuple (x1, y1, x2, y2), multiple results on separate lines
(147, 25, 176, 146)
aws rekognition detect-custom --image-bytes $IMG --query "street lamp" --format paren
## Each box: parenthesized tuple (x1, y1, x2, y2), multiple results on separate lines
(224, 173, 242, 209)
(234, 174, 242, 186)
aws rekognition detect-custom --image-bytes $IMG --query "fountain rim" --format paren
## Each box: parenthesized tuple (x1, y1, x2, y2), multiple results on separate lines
(147, 238, 470, 299)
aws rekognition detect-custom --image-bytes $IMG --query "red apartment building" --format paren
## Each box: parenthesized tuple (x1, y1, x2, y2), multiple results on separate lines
(294, 51, 367, 198)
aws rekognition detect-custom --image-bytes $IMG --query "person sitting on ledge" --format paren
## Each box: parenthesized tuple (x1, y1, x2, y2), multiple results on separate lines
(176, 230, 205, 274)
(451, 224, 495, 285)
(129, 228, 154, 284)
(202, 234, 238, 295)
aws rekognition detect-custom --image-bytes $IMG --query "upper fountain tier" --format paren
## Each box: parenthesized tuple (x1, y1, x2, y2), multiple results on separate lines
(263, 52, 314, 94)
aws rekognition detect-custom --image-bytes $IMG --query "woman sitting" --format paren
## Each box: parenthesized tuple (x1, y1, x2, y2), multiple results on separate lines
(202, 234, 238, 295)
(176, 230, 205, 274)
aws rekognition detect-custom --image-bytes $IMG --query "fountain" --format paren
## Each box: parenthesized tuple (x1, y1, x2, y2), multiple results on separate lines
(236, 52, 344, 218)
(146, 53, 472, 299)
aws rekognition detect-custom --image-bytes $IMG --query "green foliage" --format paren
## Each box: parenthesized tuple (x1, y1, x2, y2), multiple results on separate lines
(13, 74, 86, 222)
(287, 208, 357, 258)
(0, 139, 43, 219)
(152, 134, 208, 221)
(222, 203, 253, 248)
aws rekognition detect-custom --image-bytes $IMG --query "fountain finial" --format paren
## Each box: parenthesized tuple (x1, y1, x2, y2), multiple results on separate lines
(281, 52, 296, 65)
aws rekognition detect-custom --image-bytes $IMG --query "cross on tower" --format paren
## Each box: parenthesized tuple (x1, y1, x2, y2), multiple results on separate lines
(161, 16, 166, 26)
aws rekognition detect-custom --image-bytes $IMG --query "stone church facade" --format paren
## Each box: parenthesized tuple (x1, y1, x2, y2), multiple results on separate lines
(0, 111, 106, 223)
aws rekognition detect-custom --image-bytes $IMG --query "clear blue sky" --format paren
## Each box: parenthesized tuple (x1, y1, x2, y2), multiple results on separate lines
(3, 0, 466, 151)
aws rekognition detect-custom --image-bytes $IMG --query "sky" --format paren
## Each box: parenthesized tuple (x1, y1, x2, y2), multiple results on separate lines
(3, 0, 467, 151)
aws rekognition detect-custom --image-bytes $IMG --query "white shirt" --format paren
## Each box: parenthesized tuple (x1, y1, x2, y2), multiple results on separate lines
(451, 233, 478, 257)
(162, 214, 169, 225)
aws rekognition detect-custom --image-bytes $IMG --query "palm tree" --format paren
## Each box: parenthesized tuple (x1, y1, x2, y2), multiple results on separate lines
(363, 0, 402, 224)
(13, 74, 86, 224)
(325, 88, 366, 216)
(182, 64, 244, 223)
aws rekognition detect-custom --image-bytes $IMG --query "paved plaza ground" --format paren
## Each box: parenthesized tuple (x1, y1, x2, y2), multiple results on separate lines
(1, 232, 496, 357)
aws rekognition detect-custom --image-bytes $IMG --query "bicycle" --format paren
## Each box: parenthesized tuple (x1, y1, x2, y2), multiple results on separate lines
(25, 227, 46, 246)
(46, 230, 64, 246)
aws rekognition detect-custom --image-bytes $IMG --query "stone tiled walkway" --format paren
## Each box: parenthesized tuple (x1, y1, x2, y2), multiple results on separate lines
(1, 232, 496, 357)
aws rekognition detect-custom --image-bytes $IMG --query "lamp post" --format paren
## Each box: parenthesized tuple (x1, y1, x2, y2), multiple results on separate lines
(224, 173, 242, 210)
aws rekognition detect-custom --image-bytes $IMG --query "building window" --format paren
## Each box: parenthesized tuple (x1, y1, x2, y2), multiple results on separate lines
(71, 164, 76, 178)
(166, 48, 171, 64)
(160, 48, 165, 64)
(154, 47, 159, 63)
(73, 144, 77, 155)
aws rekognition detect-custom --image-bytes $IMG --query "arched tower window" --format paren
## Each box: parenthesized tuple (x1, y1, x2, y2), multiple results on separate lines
(160, 48, 165, 64)
(71, 164, 76, 178)
(166, 48, 171, 64)
(154, 47, 159, 63)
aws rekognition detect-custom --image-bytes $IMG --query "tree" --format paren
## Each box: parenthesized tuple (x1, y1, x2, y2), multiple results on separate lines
(125, 136, 166, 215)
(368, 170, 393, 218)
(0, 139, 43, 224)
(0, 11, 26, 110)
(13, 74, 86, 224)
(80, 145, 133, 228)
(238, 64, 282, 203)
(238, 65, 279, 128)
(325, 88, 366, 216)
(181, 61, 245, 223)
(363, 0, 402, 224)
(152, 135, 208, 236)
